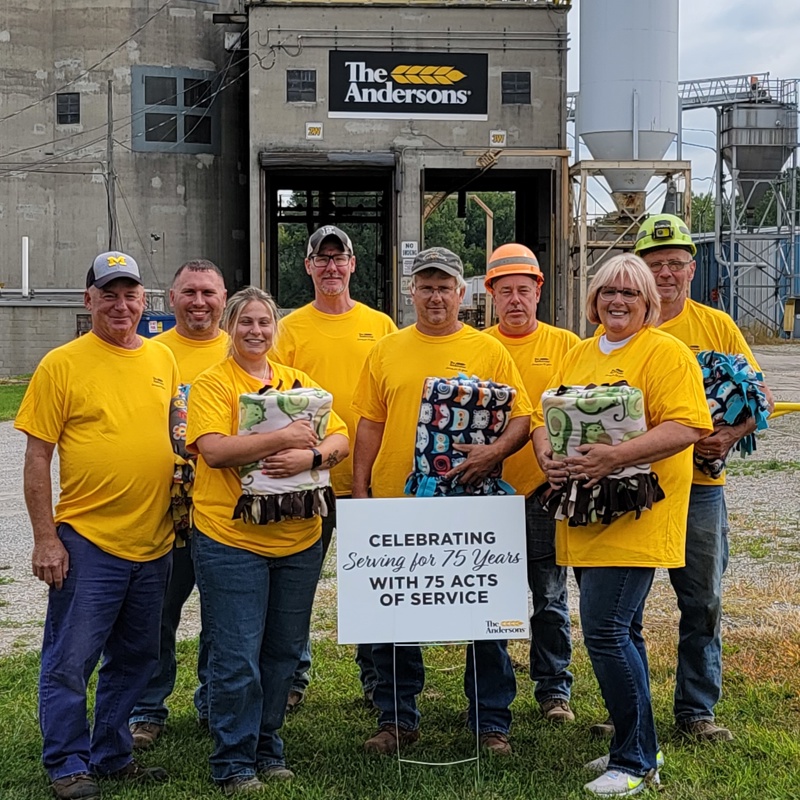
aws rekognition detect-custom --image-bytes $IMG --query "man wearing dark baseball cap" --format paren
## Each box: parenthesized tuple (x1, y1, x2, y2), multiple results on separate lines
(273, 225, 396, 713)
(305, 225, 354, 258)
(16, 249, 178, 797)
(351, 246, 532, 757)
(86, 251, 144, 288)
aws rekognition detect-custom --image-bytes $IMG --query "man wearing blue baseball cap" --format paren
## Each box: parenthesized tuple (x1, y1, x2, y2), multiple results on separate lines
(16, 251, 179, 798)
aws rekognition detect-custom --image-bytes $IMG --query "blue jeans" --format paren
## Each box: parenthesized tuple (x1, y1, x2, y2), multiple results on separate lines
(525, 496, 573, 704)
(669, 484, 728, 724)
(193, 529, 322, 783)
(40, 524, 171, 780)
(290, 499, 378, 697)
(371, 641, 516, 734)
(129, 538, 209, 726)
(576, 566, 659, 777)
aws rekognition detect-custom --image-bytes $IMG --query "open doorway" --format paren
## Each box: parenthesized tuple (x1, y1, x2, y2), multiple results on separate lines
(262, 170, 394, 314)
(422, 168, 555, 325)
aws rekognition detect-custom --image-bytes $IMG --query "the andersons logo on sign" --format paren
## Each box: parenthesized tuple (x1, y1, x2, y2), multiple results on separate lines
(329, 50, 488, 120)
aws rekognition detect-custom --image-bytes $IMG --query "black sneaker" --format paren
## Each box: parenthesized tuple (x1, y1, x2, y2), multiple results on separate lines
(105, 760, 168, 783)
(51, 774, 100, 800)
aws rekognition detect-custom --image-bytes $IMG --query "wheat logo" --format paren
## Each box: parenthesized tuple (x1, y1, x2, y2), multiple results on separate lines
(390, 66, 467, 85)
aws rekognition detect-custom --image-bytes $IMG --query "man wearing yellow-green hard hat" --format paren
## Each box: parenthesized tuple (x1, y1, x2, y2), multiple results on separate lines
(590, 214, 774, 744)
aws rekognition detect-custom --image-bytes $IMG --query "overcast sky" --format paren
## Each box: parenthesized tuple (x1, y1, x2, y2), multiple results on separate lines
(566, 0, 800, 196)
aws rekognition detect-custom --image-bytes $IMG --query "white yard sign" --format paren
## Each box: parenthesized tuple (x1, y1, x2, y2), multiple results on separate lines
(336, 496, 528, 644)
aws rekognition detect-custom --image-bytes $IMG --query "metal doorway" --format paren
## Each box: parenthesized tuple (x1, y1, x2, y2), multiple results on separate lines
(261, 167, 395, 315)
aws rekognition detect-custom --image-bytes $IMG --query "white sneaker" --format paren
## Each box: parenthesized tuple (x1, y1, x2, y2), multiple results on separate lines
(584, 750, 664, 774)
(584, 769, 660, 796)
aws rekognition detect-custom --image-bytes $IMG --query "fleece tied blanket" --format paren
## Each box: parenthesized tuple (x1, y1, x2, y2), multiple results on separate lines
(169, 383, 194, 542)
(694, 350, 770, 479)
(234, 387, 335, 524)
(404, 375, 517, 498)
(535, 382, 665, 526)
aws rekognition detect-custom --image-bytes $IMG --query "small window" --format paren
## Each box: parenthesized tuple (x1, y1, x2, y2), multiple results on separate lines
(184, 78, 213, 108)
(501, 72, 531, 105)
(131, 66, 220, 154)
(56, 92, 80, 125)
(287, 70, 316, 103)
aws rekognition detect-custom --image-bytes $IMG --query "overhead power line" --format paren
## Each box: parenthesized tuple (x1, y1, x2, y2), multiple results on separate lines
(0, 0, 174, 126)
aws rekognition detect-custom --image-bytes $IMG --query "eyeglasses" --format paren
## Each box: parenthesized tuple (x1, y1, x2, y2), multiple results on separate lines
(598, 287, 642, 303)
(647, 259, 693, 273)
(310, 253, 351, 268)
(414, 285, 457, 298)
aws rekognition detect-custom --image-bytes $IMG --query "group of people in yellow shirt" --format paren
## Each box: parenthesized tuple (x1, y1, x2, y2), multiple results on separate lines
(16, 214, 770, 799)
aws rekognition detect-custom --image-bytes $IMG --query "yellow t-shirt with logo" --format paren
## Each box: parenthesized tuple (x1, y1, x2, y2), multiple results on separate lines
(485, 323, 581, 496)
(352, 325, 533, 499)
(272, 302, 397, 496)
(531, 327, 712, 568)
(14, 333, 179, 561)
(155, 326, 229, 383)
(186, 357, 349, 558)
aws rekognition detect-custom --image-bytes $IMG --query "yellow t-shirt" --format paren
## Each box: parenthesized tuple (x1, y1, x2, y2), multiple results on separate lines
(485, 322, 581, 496)
(14, 332, 179, 561)
(659, 299, 762, 487)
(154, 326, 229, 383)
(352, 325, 533, 499)
(186, 357, 349, 558)
(531, 327, 712, 568)
(272, 302, 396, 496)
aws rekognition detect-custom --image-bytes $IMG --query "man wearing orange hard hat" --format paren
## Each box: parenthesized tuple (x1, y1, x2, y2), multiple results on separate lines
(484, 243, 581, 724)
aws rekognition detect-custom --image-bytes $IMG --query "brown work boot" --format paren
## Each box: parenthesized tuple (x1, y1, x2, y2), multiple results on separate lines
(285, 690, 304, 714)
(540, 697, 576, 723)
(50, 774, 100, 800)
(222, 776, 266, 795)
(677, 718, 734, 742)
(129, 721, 163, 750)
(590, 715, 615, 738)
(479, 731, 513, 756)
(363, 724, 420, 754)
(105, 760, 169, 783)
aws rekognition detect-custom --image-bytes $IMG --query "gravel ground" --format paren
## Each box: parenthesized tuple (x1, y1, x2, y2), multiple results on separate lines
(1, 343, 799, 656)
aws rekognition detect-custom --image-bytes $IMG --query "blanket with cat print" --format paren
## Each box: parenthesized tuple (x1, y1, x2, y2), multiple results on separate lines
(234, 387, 334, 524)
(535, 382, 665, 526)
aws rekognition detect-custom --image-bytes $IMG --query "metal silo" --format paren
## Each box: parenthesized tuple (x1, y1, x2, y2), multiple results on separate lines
(577, 0, 679, 197)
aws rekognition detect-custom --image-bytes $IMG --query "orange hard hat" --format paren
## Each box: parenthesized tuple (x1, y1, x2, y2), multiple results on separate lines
(484, 243, 543, 293)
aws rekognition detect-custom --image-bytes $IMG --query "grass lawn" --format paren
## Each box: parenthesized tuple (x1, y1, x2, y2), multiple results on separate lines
(0, 382, 27, 421)
(1, 629, 799, 800)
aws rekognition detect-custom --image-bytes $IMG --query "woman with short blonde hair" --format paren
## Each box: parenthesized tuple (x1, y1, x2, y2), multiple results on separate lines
(532, 254, 711, 796)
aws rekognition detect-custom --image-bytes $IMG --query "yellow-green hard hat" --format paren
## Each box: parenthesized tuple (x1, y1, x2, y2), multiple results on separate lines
(634, 214, 696, 257)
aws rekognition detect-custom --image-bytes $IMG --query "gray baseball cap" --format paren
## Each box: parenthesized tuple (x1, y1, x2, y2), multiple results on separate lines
(306, 225, 354, 257)
(410, 247, 464, 279)
(86, 251, 143, 289)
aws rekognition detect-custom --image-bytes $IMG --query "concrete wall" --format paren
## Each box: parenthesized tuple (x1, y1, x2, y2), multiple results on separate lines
(247, 1, 569, 323)
(0, 305, 86, 376)
(0, 0, 248, 296)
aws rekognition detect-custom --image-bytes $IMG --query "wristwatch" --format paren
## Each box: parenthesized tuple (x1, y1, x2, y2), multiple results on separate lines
(310, 447, 323, 469)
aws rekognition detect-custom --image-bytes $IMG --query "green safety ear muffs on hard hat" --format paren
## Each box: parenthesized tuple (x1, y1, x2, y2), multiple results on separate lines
(634, 214, 697, 257)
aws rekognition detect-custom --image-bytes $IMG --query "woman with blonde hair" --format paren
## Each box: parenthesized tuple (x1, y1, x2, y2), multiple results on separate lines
(186, 286, 349, 793)
(532, 254, 712, 796)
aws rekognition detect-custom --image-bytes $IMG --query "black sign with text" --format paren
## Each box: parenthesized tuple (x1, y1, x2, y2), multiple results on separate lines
(328, 50, 488, 119)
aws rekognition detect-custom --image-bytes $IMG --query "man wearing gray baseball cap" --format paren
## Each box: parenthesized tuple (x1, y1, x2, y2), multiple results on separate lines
(16, 250, 178, 798)
(351, 246, 532, 756)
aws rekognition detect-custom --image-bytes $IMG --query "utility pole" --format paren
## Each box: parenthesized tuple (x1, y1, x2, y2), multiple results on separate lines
(106, 79, 118, 250)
